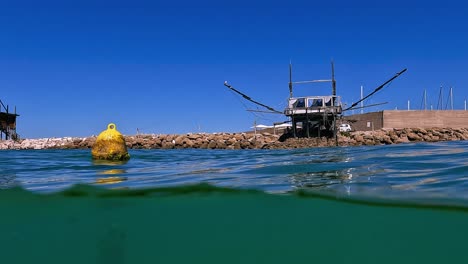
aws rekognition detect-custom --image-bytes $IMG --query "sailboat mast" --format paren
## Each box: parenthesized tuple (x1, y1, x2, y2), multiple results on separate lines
(424, 89, 427, 111)
(437, 86, 443, 110)
(360, 85, 364, 114)
(450, 86, 453, 110)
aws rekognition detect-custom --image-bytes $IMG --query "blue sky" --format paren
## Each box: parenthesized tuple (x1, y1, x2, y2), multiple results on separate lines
(1, 1, 467, 138)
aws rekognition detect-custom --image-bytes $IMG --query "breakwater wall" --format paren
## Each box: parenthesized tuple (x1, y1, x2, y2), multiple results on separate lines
(1, 128, 468, 150)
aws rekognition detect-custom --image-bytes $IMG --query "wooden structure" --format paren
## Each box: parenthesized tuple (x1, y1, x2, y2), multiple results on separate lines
(0, 100, 19, 140)
(283, 62, 342, 138)
(284, 95, 342, 137)
(224, 64, 406, 142)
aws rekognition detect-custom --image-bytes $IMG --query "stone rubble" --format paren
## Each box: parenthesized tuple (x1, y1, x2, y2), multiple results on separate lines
(1, 128, 468, 150)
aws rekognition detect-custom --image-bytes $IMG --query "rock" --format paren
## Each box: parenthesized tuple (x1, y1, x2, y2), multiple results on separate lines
(423, 135, 432, 141)
(161, 141, 174, 149)
(226, 137, 237, 146)
(234, 133, 245, 141)
(395, 135, 410, 143)
(207, 141, 217, 149)
(407, 132, 422, 141)
(380, 135, 393, 145)
(240, 140, 252, 149)
(187, 134, 200, 140)
(413, 128, 427, 134)
(184, 139, 195, 148)
(174, 135, 185, 146)
(353, 134, 364, 143)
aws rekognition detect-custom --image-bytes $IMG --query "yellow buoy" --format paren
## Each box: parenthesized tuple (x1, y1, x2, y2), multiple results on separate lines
(91, 123, 130, 161)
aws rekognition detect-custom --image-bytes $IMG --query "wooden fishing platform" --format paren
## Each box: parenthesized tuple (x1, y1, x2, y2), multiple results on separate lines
(0, 100, 19, 140)
(224, 62, 406, 143)
(283, 62, 342, 138)
(284, 95, 342, 137)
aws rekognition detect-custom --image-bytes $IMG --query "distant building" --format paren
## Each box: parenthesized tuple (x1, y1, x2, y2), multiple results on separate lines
(344, 110, 468, 131)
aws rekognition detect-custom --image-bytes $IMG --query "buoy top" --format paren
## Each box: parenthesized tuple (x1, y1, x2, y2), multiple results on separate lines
(96, 123, 123, 141)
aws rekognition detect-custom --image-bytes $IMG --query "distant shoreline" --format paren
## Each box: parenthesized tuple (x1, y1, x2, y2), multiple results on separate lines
(1, 128, 468, 150)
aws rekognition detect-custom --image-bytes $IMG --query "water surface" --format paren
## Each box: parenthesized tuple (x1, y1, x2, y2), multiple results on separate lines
(2, 141, 468, 203)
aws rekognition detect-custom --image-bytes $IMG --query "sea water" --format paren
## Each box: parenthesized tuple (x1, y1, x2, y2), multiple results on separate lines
(1, 141, 468, 263)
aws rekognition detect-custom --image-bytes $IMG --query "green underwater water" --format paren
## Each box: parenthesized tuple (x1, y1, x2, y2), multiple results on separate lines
(1, 184, 467, 264)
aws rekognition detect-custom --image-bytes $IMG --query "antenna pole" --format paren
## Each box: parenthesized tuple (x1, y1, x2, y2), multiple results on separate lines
(289, 62, 293, 98)
(331, 60, 336, 96)
(254, 119, 257, 137)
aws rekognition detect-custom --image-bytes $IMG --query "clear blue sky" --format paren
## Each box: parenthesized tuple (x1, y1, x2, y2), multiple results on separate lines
(1, 0, 467, 138)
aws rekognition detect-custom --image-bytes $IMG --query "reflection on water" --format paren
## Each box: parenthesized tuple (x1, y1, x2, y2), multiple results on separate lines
(96, 167, 127, 185)
(290, 168, 354, 189)
(92, 160, 129, 166)
(98, 169, 126, 175)
(286, 149, 356, 191)
(95, 176, 127, 185)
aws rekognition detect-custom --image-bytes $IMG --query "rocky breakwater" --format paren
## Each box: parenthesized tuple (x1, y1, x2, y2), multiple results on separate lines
(265, 127, 468, 149)
(338, 127, 468, 147)
(1, 128, 468, 150)
(0, 133, 280, 150)
(124, 133, 280, 149)
(0, 137, 96, 150)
